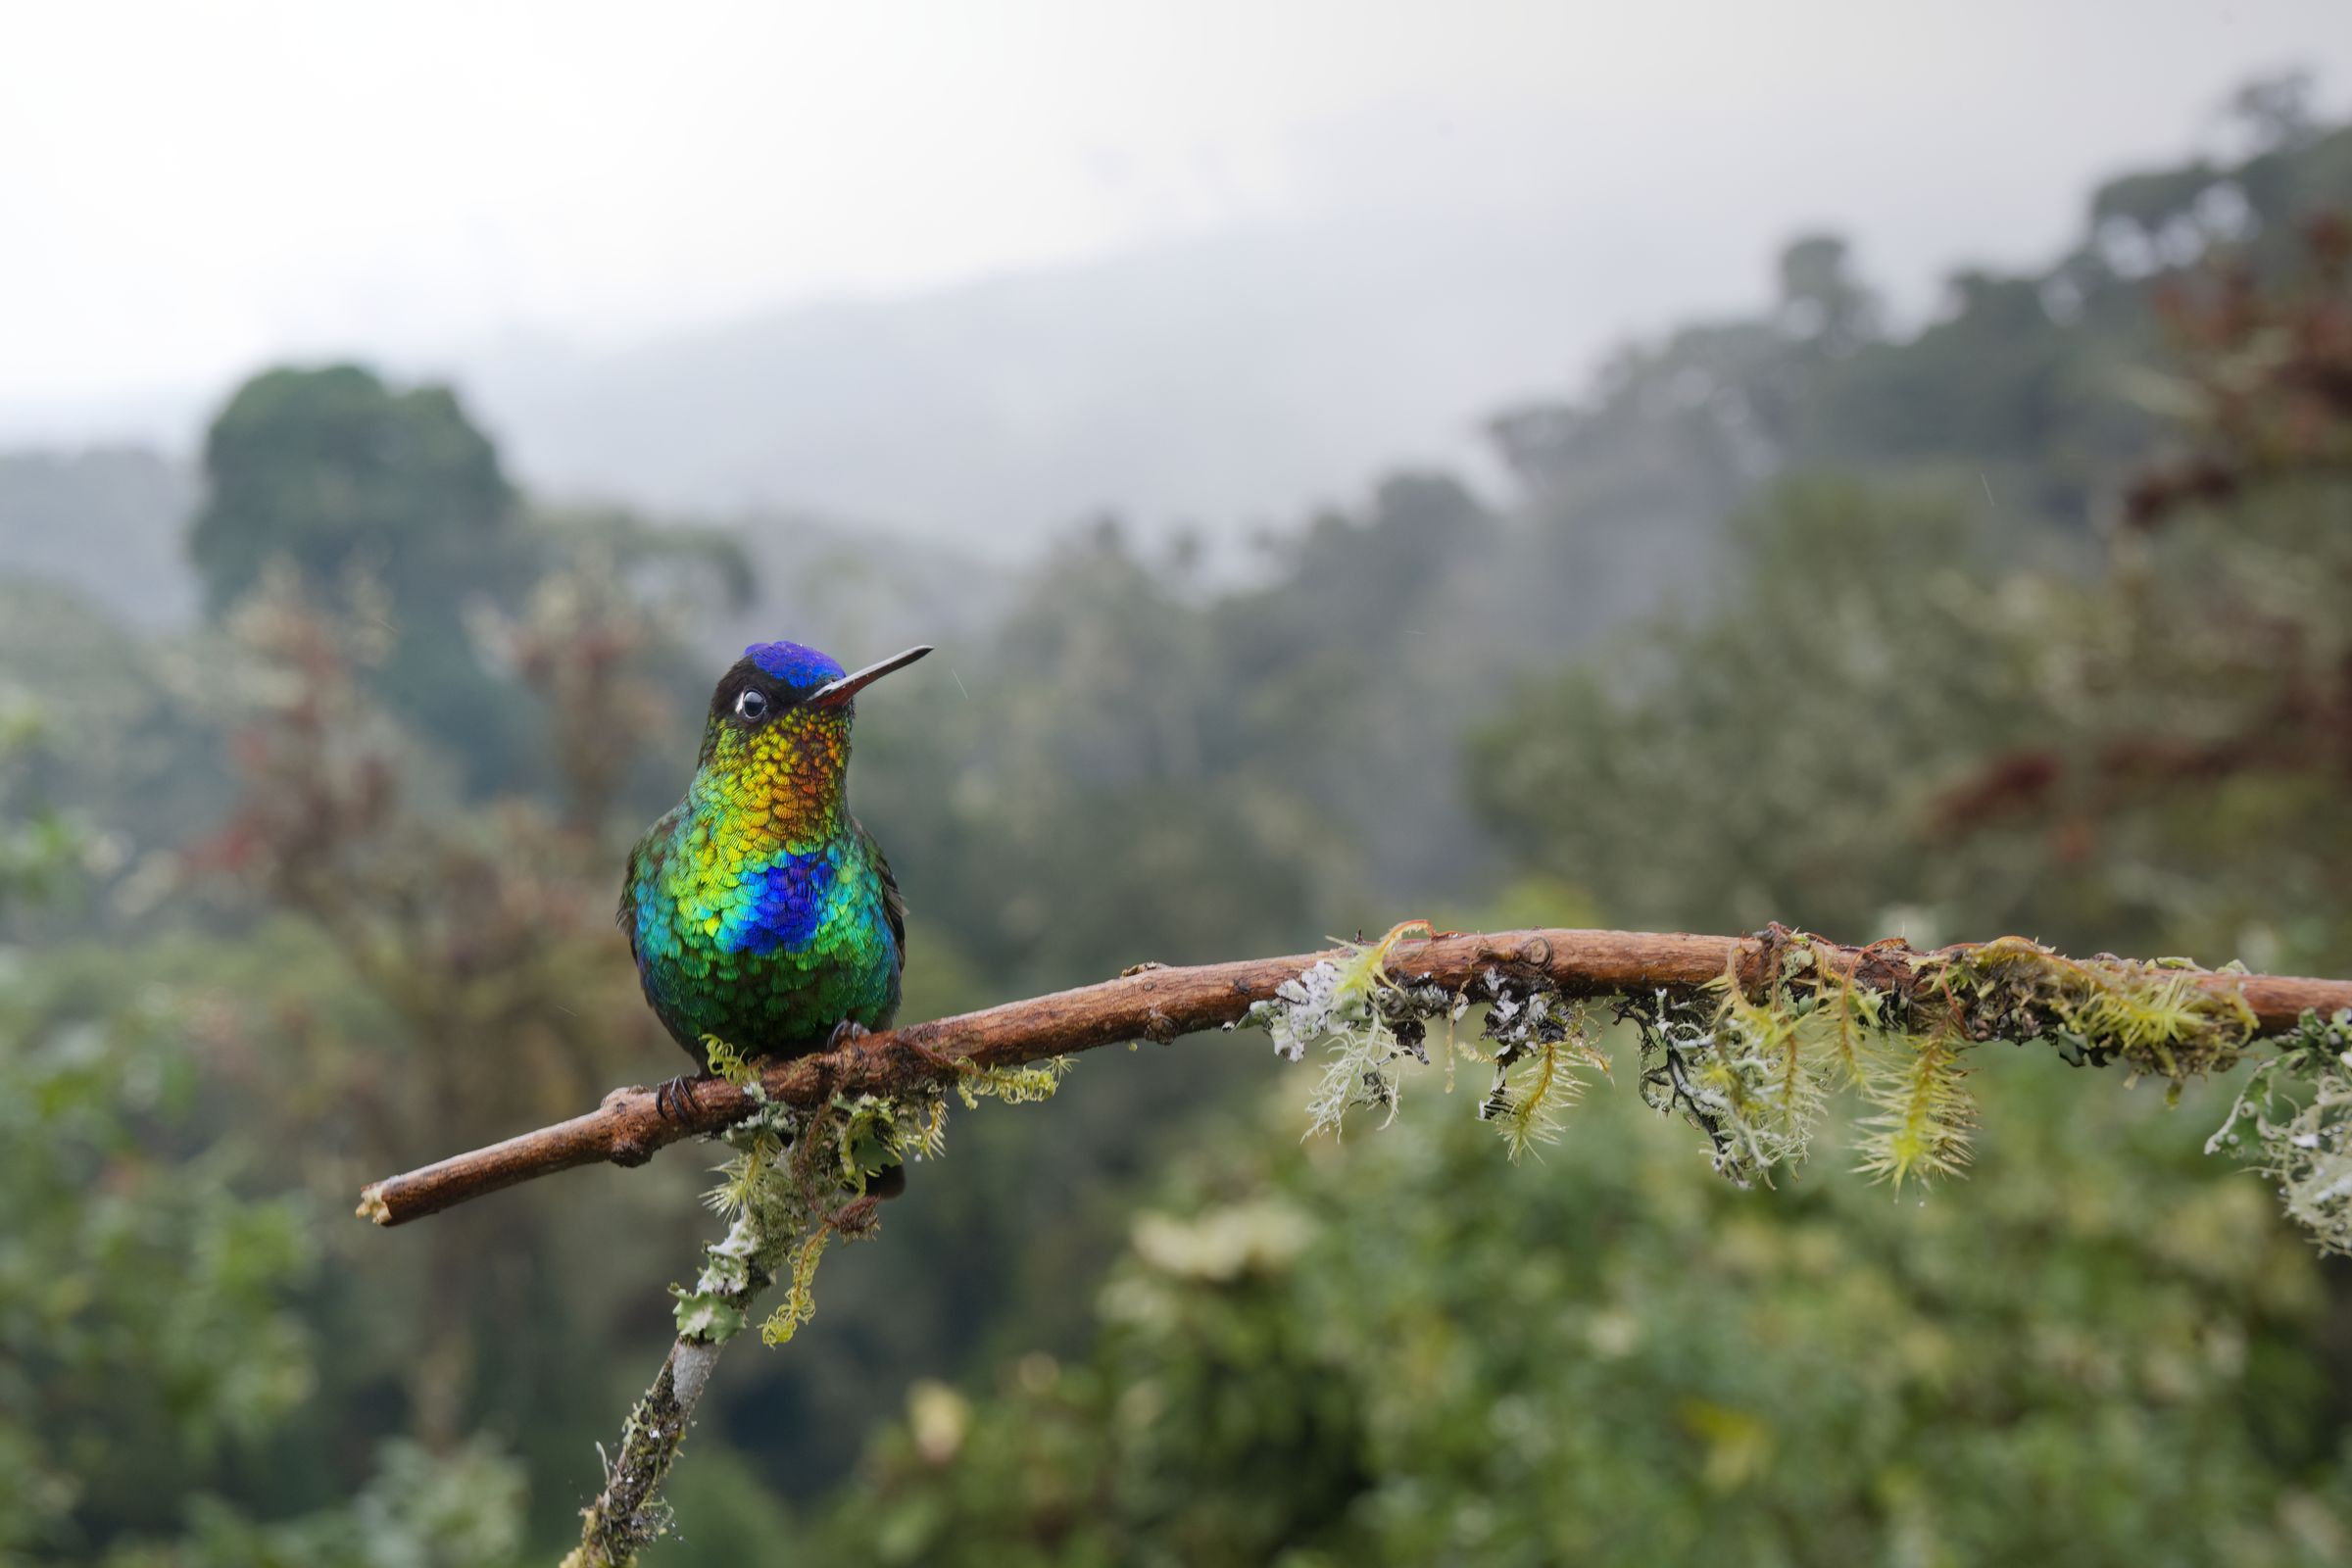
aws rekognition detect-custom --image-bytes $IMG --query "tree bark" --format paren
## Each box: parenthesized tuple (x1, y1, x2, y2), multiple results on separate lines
(358, 925, 2352, 1228)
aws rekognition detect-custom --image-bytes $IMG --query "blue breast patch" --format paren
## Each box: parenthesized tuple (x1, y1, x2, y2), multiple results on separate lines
(721, 849, 839, 956)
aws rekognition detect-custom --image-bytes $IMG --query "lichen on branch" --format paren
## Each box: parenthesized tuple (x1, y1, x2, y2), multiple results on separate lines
(1241, 922, 2351, 1250)
(569, 1037, 1072, 1566)
(2206, 1008, 2352, 1255)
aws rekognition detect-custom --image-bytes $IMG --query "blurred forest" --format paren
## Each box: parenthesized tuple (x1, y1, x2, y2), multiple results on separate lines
(6, 80, 2352, 1564)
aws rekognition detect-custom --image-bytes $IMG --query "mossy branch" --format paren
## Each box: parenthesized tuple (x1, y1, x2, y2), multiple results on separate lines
(359, 924, 2352, 1227)
(565, 1043, 1059, 1564)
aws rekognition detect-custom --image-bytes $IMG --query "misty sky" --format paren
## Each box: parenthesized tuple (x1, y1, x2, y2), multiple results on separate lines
(5, 0, 2349, 432)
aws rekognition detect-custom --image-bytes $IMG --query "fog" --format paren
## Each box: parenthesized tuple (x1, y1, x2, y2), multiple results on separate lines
(7, 0, 2350, 547)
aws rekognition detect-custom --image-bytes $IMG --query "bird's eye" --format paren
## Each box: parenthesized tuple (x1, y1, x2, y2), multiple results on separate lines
(734, 689, 771, 722)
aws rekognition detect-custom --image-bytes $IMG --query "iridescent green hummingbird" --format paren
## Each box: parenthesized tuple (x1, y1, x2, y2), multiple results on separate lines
(620, 639, 930, 1114)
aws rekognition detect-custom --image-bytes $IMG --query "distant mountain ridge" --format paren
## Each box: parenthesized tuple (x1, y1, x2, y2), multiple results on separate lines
(0, 448, 199, 627)
(447, 211, 1668, 552)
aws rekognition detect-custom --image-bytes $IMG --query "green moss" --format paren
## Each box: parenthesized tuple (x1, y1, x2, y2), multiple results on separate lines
(1928, 935, 2260, 1087)
(953, 1054, 1075, 1108)
(1854, 1022, 1975, 1189)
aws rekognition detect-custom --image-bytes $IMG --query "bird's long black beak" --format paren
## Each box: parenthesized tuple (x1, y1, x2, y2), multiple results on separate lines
(808, 645, 934, 710)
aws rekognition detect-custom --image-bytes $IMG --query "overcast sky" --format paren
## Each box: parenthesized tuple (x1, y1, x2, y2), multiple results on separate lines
(4, 0, 2349, 426)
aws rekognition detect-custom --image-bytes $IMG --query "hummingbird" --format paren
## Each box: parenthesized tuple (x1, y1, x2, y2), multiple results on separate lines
(621, 639, 931, 1116)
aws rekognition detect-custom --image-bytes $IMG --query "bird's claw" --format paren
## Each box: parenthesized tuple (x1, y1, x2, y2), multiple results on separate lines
(652, 1073, 700, 1122)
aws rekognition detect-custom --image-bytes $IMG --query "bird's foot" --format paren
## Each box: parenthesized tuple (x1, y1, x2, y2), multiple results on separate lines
(807, 1019, 870, 1100)
(823, 1017, 956, 1073)
(652, 1073, 702, 1122)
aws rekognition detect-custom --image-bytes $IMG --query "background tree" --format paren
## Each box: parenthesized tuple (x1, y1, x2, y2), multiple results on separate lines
(189, 366, 536, 788)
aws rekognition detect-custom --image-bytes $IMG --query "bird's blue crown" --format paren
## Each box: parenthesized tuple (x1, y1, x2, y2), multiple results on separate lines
(746, 639, 845, 690)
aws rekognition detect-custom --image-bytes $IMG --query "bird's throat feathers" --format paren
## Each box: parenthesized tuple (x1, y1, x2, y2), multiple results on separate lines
(693, 705, 853, 847)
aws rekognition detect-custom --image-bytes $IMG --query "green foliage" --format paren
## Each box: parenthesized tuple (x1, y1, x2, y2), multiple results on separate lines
(0, 583, 242, 881)
(7, 82, 2352, 1562)
(1468, 475, 2042, 941)
(0, 699, 82, 916)
(190, 365, 547, 788)
(0, 927, 532, 1563)
(0, 960, 310, 1555)
(818, 1061, 2352, 1567)
(190, 365, 519, 619)
(96, 1441, 526, 1568)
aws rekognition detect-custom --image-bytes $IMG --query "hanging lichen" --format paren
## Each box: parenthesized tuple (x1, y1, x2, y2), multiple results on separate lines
(1248, 921, 1458, 1139)
(1853, 1021, 1976, 1189)
(670, 1035, 1070, 1351)
(2205, 1008, 2352, 1255)
(1241, 922, 2349, 1255)
(1476, 967, 1607, 1161)
(576, 1034, 1075, 1564)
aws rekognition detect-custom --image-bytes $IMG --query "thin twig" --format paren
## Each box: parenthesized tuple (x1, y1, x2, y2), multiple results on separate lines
(561, 1337, 720, 1566)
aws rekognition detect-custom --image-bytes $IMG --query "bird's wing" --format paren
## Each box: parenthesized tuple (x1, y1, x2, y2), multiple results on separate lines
(616, 844, 645, 965)
(854, 815, 908, 972)
(617, 808, 680, 966)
